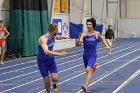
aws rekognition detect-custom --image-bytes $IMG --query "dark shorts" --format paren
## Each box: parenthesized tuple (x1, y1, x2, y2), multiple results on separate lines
(83, 54, 97, 68)
(37, 58, 58, 78)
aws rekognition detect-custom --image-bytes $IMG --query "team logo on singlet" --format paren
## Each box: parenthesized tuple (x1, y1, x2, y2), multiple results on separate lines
(48, 42, 55, 47)
(86, 37, 95, 41)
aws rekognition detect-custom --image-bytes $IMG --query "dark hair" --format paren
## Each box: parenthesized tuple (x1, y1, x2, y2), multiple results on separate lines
(0, 20, 3, 23)
(86, 17, 96, 29)
(48, 24, 58, 33)
(108, 24, 112, 28)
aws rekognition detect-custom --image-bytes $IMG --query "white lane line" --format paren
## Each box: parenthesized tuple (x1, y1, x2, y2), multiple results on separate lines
(38, 47, 140, 93)
(0, 43, 138, 84)
(56, 43, 137, 61)
(1, 64, 84, 93)
(76, 56, 140, 93)
(0, 60, 36, 70)
(1, 42, 136, 70)
(112, 69, 140, 93)
(0, 71, 38, 83)
(1, 45, 137, 93)
(0, 43, 137, 76)
(0, 58, 81, 76)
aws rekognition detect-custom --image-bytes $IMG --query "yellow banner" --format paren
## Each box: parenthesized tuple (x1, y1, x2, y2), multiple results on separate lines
(54, 0, 59, 13)
(60, 0, 68, 12)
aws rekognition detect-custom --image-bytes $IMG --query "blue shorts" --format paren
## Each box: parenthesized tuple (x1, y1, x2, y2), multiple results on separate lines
(83, 54, 97, 68)
(37, 58, 58, 78)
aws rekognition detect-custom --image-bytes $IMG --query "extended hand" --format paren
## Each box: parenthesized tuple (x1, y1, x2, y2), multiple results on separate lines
(106, 46, 111, 53)
(59, 52, 67, 56)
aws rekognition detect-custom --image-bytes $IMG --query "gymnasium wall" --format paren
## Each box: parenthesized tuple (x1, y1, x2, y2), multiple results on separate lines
(1, 0, 140, 38)
(92, 0, 106, 24)
(107, 0, 119, 38)
(0, 0, 9, 27)
(126, 0, 140, 19)
(119, 19, 140, 38)
(47, 0, 53, 23)
(119, 0, 140, 38)
(70, 0, 84, 24)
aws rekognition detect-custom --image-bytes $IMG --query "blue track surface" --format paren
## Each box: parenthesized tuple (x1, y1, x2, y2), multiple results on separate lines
(0, 38, 140, 93)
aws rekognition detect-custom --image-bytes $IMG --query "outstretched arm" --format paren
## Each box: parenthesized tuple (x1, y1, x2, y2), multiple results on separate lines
(55, 35, 70, 40)
(98, 32, 111, 51)
(4, 28, 10, 39)
(76, 32, 84, 45)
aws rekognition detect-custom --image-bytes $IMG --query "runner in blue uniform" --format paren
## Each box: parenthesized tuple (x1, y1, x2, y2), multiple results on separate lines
(77, 18, 111, 92)
(37, 24, 69, 93)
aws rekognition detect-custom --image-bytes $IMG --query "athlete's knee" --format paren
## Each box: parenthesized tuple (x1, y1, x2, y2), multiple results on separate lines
(86, 66, 92, 73)
(52, 78, 58, 82)
(52, 74, 58, 82)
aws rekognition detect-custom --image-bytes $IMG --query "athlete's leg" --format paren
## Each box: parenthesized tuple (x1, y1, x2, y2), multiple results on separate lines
(1, 44, 4, 64)
(106, 39, 112, 55)
(84, 66, 92, 91)
(51, 73, 59, 92)
(49, 58, 59, 92)
(43, 76, 51, 93)
(82, 56, 96, 92)
(37, 60, 50, 93)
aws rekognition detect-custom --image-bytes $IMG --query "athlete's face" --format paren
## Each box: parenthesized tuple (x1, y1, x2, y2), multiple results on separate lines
(109, 26, 112, 29)
(48, 25, 58, 37)
(86, 22, 93, 31)
(49, 31, 55, 37)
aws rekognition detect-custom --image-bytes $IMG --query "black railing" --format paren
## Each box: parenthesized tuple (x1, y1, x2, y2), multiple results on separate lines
(4, 37, 23, 60)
